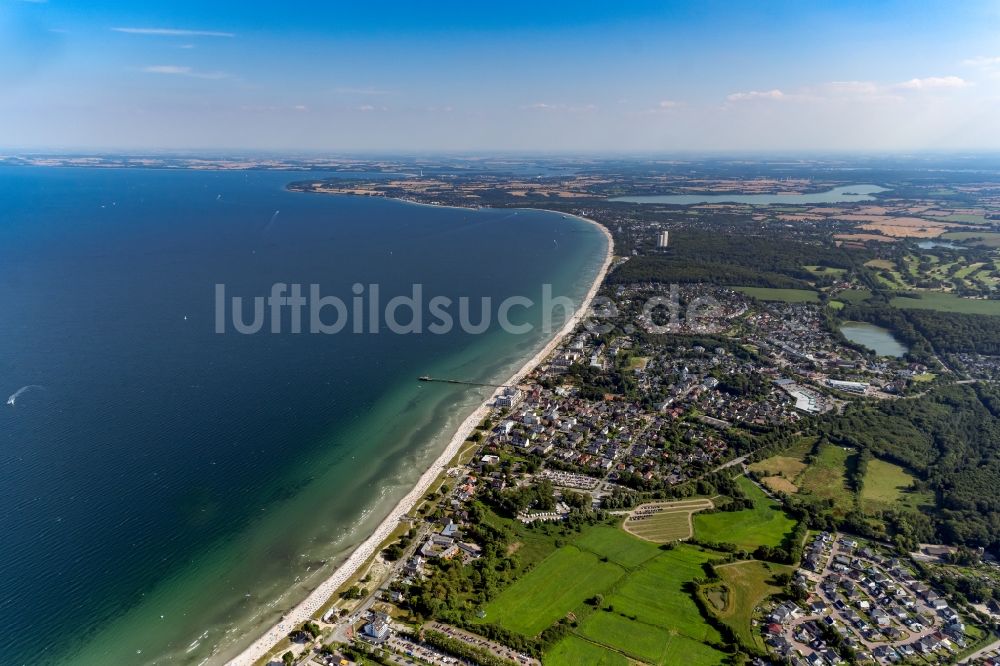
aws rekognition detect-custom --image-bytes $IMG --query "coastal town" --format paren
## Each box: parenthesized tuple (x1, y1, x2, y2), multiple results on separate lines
(214, 156, 1000, 666)
(252, 270, 1000, 665)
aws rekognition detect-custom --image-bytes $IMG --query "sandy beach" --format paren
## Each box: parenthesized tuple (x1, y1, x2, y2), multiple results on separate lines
(227, 210, 613, 666)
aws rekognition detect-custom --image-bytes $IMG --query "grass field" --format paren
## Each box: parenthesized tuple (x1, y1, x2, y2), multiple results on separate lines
(941, 214, 992, 225)
(864, 259, 896, 270)
(570, 545, 727, 665)
(576, 611, 725, 665)
(861, 458, 933, 513)
(837, 288, 873, 303)
(545, 635, 630, 666)
(476, 545, 625, 636)
(574, 525, 663, 569)
(803, 265, 846, 276)
(693, 477, 797, 549)
(943, 230, 1000, 246)
(623, 498, 714, 543)
(544, 544, 729, 665)
(749, 437, 813, 493)
(730, 286, 819, 303)
(796, 443, 856, 516)
(891, 291, 1000, 315)
(709, 560, 793, 652)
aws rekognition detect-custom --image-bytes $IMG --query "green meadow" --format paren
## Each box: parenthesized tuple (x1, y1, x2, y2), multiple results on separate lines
(891, 291, 1000, 315)
(730, 286, 820, 303)
(693, 476, 797, 549)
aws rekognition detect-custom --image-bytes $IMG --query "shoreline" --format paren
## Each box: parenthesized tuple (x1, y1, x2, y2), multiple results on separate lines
(226, 205, 613, 666)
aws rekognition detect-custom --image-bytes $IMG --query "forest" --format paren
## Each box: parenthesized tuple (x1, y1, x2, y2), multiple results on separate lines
(606, 231, 863, 289)
(818, 383, 1000, 549)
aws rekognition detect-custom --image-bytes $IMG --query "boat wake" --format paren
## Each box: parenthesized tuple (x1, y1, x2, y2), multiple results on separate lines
(263, 210, 280, 233)
(7, 385, 44, 406)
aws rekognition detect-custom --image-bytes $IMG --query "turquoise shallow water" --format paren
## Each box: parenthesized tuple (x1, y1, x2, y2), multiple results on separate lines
(0, 167, 607, 664)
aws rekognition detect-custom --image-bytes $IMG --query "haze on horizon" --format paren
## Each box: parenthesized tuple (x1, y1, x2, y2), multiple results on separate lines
(3, 0, 1000, 153)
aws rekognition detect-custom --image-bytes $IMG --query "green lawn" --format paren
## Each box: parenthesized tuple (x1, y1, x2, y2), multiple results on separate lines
(891, 291, 1000, 315)
(730, 286, 819, 303)
(693, 477, 797, 549)
(545, 635, 629, 666)
(577, 611, 725, 665)
(861, 458, 933, 513)
(573, 525, 663, 569)
(710, 560, 793, 652)
(837, 288, 873, 303)
(796, 443, 856, 516)
(604, 546, 722, 643)
(568, 544, 727, 665)
(476, 545, 625, 636)
(803, 265, 846, 276)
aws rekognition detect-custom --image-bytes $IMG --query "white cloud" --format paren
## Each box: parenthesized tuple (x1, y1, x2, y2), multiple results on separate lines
(894, 76, 969, 90)
(113, 27, 234, 38)
(726, 77, 967, 105)
(657, 100, 680, 108)
(142, 65, 228, 80)
(962, 56, 1000, 68)
(726, 89, 785, 102)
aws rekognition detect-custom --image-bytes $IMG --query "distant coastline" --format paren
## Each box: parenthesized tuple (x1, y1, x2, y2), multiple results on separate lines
(227, 196, 613, 665)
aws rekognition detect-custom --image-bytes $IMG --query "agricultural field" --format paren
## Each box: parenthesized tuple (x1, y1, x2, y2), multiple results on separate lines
(837, 288, 873, 303)
(572, 545, 727, 665)
(730, 286, 819, 303)
(574, 525, 663, 569)
(943, 230, 1000, 246)
(940, 213, 992, 225)
(748, 437, 814, 494)
(706, 560, 794, 652)
(544, 635, 629, 666)
(622, 498, 714, 543)
(891, 291, 1000, 315)
(693, 477, 797, 549)
(576, 612, 724, 666)
(541, 542, 730, 665)
(796, 442, 856, 516)
(861, 458, 933, 513)
(475, 545, 625, 636)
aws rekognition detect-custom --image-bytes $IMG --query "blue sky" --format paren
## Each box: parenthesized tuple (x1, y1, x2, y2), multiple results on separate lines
(3, 0, 1000, 152)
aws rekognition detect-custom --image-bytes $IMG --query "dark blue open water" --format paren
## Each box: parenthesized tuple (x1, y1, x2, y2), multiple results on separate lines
(0, 167, 607, 664)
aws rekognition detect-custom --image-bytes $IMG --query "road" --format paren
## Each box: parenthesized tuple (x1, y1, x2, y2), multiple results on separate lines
(959, 637, 1000, 664)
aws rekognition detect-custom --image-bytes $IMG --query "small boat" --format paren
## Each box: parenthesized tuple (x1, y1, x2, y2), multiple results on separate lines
(418, 375, 432, 381)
